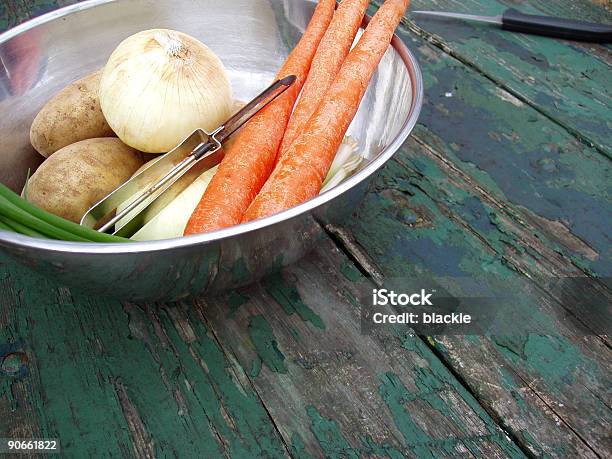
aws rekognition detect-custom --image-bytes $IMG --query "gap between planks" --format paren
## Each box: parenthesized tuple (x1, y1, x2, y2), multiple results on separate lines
(406, 134, 611, 347)
(316, 222, 538, 457)
(321, 219, 606, 457)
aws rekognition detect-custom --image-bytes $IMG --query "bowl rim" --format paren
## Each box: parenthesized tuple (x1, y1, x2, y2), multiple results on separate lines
(0, 0, 424, 255)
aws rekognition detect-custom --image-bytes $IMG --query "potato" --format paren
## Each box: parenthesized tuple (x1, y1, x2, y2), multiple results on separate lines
(27, 138, 144, 222)
(30, 71, 115, 158)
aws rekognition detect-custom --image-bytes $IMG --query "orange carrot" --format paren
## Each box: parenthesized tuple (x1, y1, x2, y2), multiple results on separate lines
(243, 0, 410, 222)
(184, 0, 335, 235)
(278, 0, 370, 160)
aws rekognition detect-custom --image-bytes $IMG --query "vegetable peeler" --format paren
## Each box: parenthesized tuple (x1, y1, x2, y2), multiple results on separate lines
(412, 9, 612, 43)
(80, 75, 296, 237)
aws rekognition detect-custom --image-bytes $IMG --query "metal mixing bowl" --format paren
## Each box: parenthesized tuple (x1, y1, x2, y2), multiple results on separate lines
(0, 0, 423, 301)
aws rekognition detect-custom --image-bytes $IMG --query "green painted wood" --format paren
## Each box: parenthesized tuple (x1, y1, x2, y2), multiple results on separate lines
(399, 127, 611, 336)
(328, 4, 611, 456)
(401, 0, 612, 156)
(0, 0, 70, 30)
(340, 138, 612, 455)
(199, 239, 526, 458)
(0, 254, 292, 458)
(397, 6, 611, 278)
(0, 246, 528, 458)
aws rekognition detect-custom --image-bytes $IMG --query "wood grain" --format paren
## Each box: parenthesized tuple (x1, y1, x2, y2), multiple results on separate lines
(402, 0, 612, 156)
(199, 241, 525, 457)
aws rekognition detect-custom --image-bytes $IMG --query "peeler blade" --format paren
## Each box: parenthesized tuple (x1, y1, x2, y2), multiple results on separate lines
(80, 129, 221, 235)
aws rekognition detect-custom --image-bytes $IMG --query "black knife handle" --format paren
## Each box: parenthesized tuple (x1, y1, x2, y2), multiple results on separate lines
(502, 8, 612, 43)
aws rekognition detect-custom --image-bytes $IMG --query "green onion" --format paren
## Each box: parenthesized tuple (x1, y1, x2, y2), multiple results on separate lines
(0, 218, 14, 232)
(0, 195, 90, 242)
(0, 184, 129, 243)
(0, 215, 46, 238)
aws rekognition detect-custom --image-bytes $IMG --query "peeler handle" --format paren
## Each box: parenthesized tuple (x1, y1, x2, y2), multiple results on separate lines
(501, 8, 612, 43)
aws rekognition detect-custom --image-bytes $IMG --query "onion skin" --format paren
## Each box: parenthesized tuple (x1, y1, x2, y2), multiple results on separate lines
(100, 29, 232, 154)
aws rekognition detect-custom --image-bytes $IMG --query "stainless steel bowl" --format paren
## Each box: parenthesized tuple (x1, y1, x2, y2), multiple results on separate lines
(0, 0, 423, 301)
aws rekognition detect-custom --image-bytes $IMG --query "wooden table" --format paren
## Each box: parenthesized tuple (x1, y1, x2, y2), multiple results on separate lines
(1, 0, 610, 457)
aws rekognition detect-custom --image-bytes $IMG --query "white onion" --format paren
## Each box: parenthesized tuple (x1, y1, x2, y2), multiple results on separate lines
(99, 29, 232, 153)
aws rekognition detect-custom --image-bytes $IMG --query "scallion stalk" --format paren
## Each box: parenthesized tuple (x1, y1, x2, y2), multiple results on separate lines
(0, 195, 90, 242)
(0, 219, 14, 232)
(0, 215, 46, 238)
(0, 183, 128, 243)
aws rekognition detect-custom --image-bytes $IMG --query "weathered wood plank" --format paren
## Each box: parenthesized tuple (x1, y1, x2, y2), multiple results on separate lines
(401, 0, 612, 155)
(0, 253, 291, 457)
(0, 247, 531, 458)
(399, 131, 611, 338)
(0, 279, 44, 449)
(396, 16, 611, 278)
(341, 139, 611, 456)
(197, 238, 526, 458)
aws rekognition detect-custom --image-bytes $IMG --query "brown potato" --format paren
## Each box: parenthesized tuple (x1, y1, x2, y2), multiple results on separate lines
(30, 71, 115, 158)
(27, 138, 144, 222)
